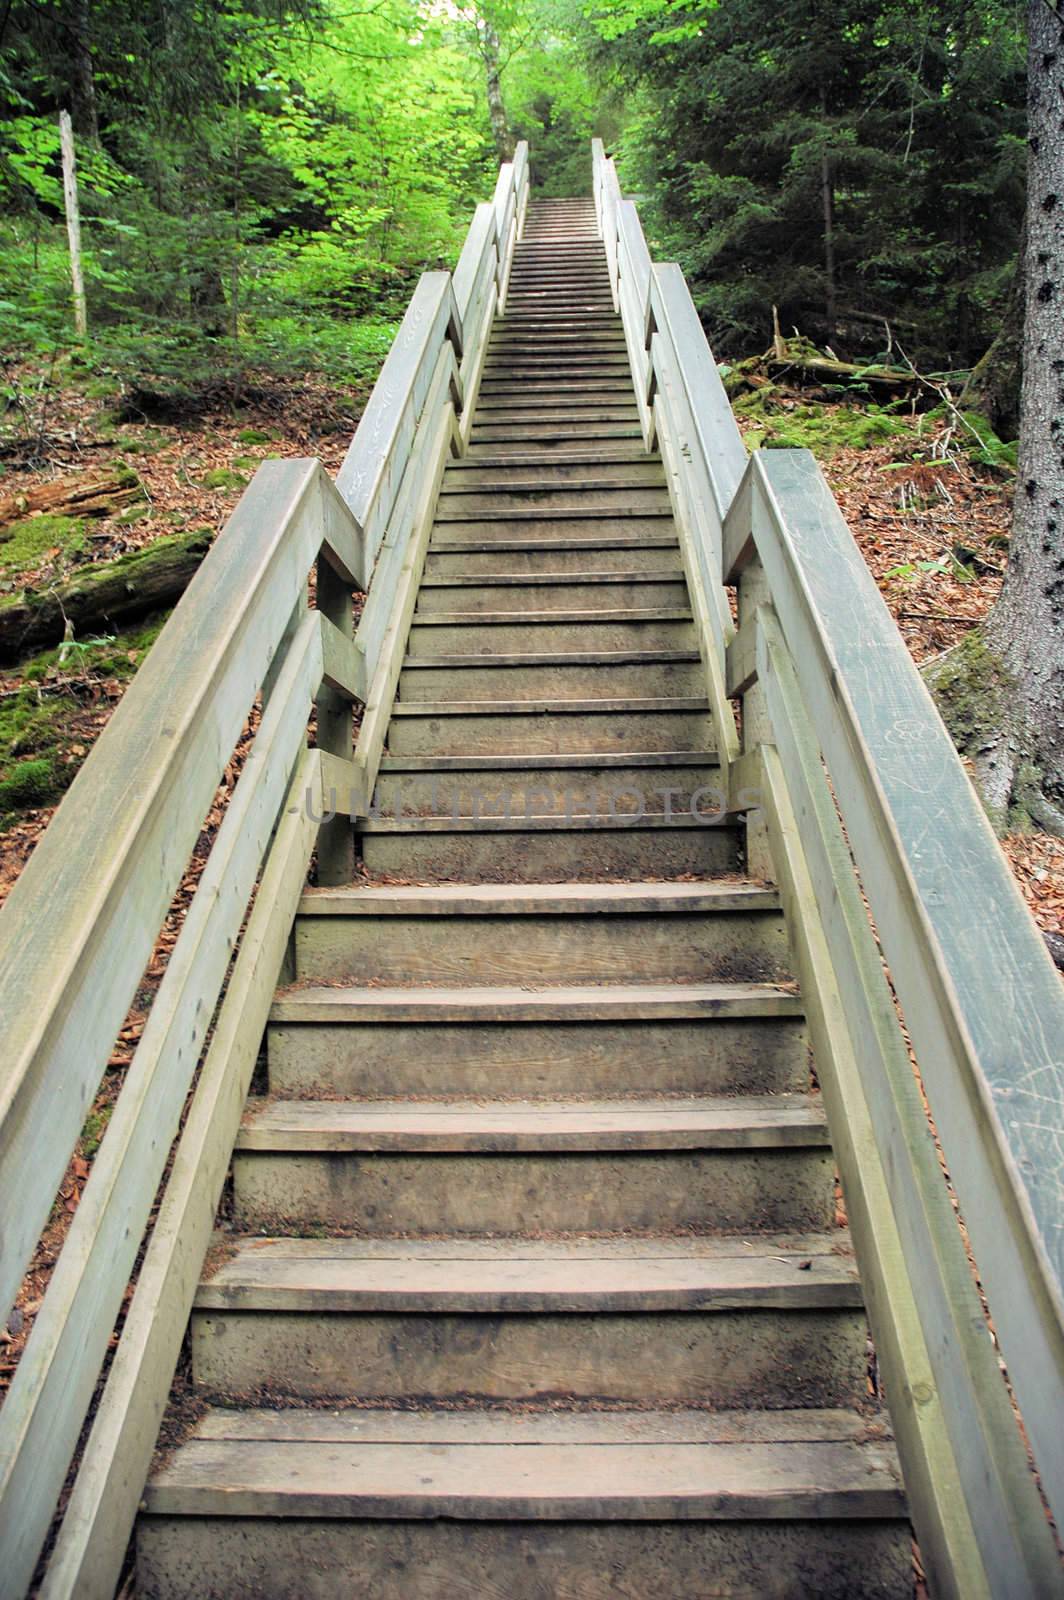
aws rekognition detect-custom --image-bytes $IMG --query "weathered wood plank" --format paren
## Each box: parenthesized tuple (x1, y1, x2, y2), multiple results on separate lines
(756, 743, 988, 1600)
(749, 446, 1064, 1532)
(0, 457, 328, 1326)
(355, 342, 459, 685)
(758, 613, 1063, 1595)
(651, 357, 739, 788)
(725, 611, 759, 697)
(651, 263, 747, 541)
(453, 203, 495, 326)
(350, 380, 456, 814)
(40, 752, 319, 1600)
(319, 611, 366, 704)
(618, 200, 652, 344)
(314, 554, 354, 884)
(0, 618, 321, 1600)
(335, 272, 460, 562)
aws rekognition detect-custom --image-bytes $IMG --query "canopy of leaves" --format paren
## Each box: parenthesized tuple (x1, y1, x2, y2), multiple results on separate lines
(586, 0, 1026, 366)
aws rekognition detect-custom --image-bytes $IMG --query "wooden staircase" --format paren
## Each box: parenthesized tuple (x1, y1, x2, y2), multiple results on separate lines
(136, 197, 912, 1597)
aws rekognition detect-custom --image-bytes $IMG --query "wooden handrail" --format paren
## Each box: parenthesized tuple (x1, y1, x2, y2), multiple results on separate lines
(0, 458, 360, 1330)
(0, 148, 516, 1599)
(724, 449, 1064, 1550)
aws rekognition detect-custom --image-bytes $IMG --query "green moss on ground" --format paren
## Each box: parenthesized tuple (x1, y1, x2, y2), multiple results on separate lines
(0, 513, 88, 574)
(921, 406, 1017, 473)
(732, 394, 911, 456)
(0, 617, 167, 831)
(235, 427, 276, 445)
(199, 467, 248, 491)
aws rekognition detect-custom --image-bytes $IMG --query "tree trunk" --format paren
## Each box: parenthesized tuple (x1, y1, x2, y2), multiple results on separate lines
(820, 91, 836, 342)
(0, 532, 211, 663)
(479, 13, 511, 162)
(977, 0, 1064, 829)
(67, 0, 98, 141)
(961, 226, 1025, 442)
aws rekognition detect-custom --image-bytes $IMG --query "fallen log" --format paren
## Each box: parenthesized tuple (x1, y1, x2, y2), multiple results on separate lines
(0, 530, 212, 663)
(0, 468, 142, 532)
(765, 352, 929, 395)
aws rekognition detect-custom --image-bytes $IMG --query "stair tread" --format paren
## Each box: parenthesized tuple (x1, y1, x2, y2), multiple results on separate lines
(377, 751, 719, 770)
(402, 650, 701, 668)
(358, 814, 731, 833)
(419, 572, 684, 585)
(270, 979, 804, 1023)
(298, 881, 775, 915)
(411, 609, 690, 623)
(387, 696, 709, 714)
(196, 1230, 859, 1311)
(144, 1405, 904, 1521)
(235, 1093, 825, 1153)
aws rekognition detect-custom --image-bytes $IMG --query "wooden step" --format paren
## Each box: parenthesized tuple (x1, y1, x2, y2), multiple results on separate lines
(468, 422, 645, 443)
(230, 1094, 834, 1235)
(384, 697, 715, 756)
(370, 750, 719, 817)
(405, 613, 696, 652)
(190, 1232, 865, 1406)
(446, 446, 649, 467)
(435, 490, 670, 517)
(291, 881, 789, 987)
(430, 511, 675, 540)
(415, 574, 688, 611)
(397, 652, 705, 704)
(266, 976, 808, 1099)
(357, 808, 741, 880)
(423, 541, 682, 575)
(139, 1408, 908, 1600)
(441, 460, 663, 486)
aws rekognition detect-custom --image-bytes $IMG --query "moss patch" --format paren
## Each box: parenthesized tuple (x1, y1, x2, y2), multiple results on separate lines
(0, 755, 62, 809)
(235, 427, 275, 445)
(0, 617, 168, 832)
(0, 513, 88, 575)
(733, 394, 911, 457)
(921, 407, 1017, 474)
(925, 628, 1011, 754)
(199, 467, 248, 492)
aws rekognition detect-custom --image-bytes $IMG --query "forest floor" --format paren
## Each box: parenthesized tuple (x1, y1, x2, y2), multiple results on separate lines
(1, 355, 1061, 1396)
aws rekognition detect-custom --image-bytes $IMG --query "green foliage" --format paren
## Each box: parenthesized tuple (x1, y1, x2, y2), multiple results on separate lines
(733, 394, 909, 456)
(586, 0, 1025, 367)
(0, 0, 499, 385)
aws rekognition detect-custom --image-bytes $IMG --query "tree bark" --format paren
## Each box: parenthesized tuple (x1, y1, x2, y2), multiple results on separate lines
(978, 0, 1064, 827)
(0, 532, 211, 663)
(0, 468, 140, 529)
(478, 11, 512, 162)
(820, 92, 837, 342)
(961, 226, 1025, 442)
(67, 0, 98, 141)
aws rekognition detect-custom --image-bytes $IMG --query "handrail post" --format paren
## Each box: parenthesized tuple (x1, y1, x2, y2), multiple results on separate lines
(314, 554, 354, 882)
(731, 550, 774, 880)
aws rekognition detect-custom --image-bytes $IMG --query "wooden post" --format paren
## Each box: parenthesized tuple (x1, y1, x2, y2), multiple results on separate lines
(314, 555, 355, 884)
(59, 110, 87, 339)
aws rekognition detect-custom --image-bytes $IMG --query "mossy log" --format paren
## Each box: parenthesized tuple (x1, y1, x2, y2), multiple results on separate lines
(0, 530, 211, 663)
(0, 468, 142, 532)
(765, 353, 928, 396)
